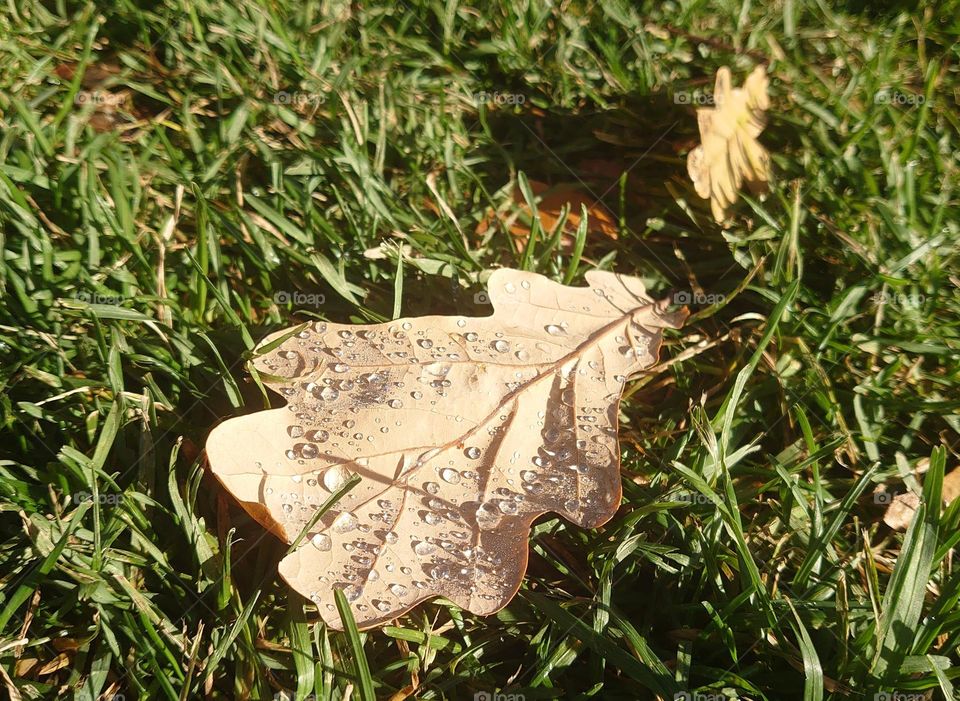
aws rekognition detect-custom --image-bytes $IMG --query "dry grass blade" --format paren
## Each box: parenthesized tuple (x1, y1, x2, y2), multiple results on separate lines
(206, 269, 686, 628)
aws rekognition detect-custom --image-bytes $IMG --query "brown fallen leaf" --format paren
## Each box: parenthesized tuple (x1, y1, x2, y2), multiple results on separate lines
(478, 181, 618, 248)
(686, 66, 772, 223)
(882, 466, 960, 531)
(206, 269, 686, 629)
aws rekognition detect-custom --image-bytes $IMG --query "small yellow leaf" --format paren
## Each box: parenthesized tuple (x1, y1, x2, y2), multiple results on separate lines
(686, 66, 772, 223)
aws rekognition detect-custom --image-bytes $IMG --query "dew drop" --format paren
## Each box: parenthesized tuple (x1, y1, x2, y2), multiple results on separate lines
(492, 339, 510, 353)
(387, 399, 403, 409)
(545, 324, 567, 336)
(323, 465, 349, 492)
(319, 386, 340, 402)
(411, 390, 423, 400)
(390, 583, 408, 597)
(464, 446, 481, 459)
(520, 470, 538, 483)
(332, 511, 358, 533)
(417, 339, 433, 349)
(414, 541, 436, 556)
(475, 503, 502, 530)
(332, 362, 350, 373)
(424, 482, 440, 495)
(311, 533, 331, 550)
(440, 468, 461, 484)
(515, 349, 529, 361)
(464, 332, 479, 342)
(288, 425, 304, 438)
(424, 512, 442, 525)
(384, 531, 399, 544)
(306, 429, 329, 443)
(301, 444, 319, 460)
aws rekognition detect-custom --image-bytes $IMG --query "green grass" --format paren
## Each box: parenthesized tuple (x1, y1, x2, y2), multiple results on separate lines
(1, 1, 958, 699)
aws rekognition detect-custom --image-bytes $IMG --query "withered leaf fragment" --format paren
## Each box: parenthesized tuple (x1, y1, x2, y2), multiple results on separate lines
(686, 65, 772, 223)
(206, 269, 686, 629)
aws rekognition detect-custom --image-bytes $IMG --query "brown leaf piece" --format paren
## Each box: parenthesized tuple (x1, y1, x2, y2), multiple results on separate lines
(882, 466, 960, 531)
(686, 65, 771, 223)
(508, 181, 619, 246)
(206, 269, 686, 629)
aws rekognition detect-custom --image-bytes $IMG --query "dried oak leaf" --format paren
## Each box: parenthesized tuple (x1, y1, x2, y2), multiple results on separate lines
(206, 269, 686, 629)
(686, 65, 771, 223)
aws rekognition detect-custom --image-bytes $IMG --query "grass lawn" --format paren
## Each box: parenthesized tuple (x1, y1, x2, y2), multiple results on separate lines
(1, 1, 959, 699)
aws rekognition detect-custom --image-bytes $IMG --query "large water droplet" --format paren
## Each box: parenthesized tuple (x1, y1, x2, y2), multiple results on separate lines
(520, 470, 538, 483)
(475, 503, 502, 530)
(545, 324, 566, 336)
(332, 511, 358, 533)
(384, 531, 399, 544)
(390, 583, 408, 597)
(498, 500, 518, 515)
(515, 349, 529, 361)
(306, 429, 329, 443)
(464, 332, 479, 342)
(417, 339, 433, 349)
(323, 465, 349, 492)
(332, 362, 350, 373)
(319, 386, 340, 402)
(464, 446, 481, 459)
(288, 425, 304, 438)
(414, 541, 436, 556)
(311, 533, 332, 551)
(440, 468, 461, 484)
(424, 512, 441, 525)
(492, 340, 510, 353)
(301, 444, 319, 460)
(387, 399, 403, 409)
